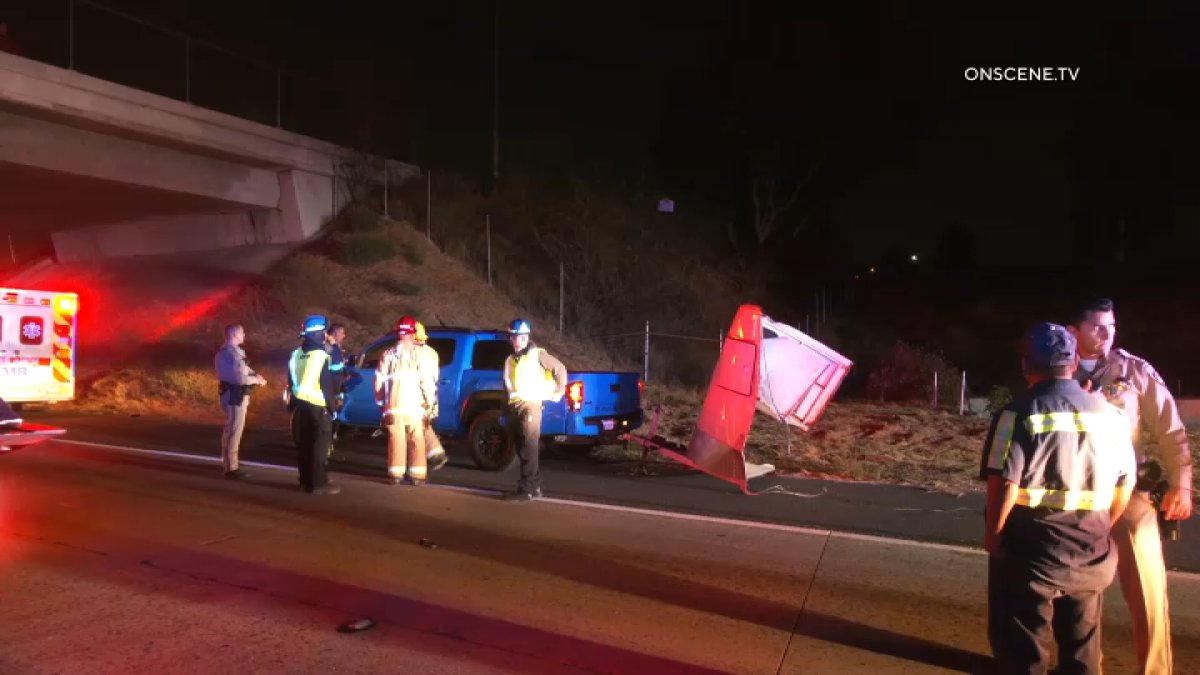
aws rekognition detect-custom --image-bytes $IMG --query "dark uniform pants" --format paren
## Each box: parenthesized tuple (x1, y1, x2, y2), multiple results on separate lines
(508, 399, 542, 493)
(295, 400, 332, 491)
(994, 559, 1106, 675)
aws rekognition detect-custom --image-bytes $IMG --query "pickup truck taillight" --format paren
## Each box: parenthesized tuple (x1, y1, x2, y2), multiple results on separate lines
(566, 380, 584, 412)
(637, 378, 644, 396)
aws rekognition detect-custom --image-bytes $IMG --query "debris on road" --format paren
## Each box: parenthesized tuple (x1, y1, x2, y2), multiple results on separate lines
(337, 617, 376, 634)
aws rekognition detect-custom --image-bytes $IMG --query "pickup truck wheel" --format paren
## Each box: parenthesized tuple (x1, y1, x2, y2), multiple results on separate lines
(468, 409, 515, 471)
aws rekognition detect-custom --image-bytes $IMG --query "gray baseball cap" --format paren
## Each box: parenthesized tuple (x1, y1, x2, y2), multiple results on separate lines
(1024, 322, 1077, 369)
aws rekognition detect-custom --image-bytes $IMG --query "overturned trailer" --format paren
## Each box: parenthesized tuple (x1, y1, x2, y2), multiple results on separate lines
(623, 304, 852, 493)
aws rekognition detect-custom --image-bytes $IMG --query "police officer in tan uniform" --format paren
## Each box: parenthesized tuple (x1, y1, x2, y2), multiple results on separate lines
(214, 323, 267, 479)
(1068, 298, 1192, 674)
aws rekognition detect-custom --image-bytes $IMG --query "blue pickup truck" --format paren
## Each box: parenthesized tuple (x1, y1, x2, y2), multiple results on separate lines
(327, 327, 644, 470)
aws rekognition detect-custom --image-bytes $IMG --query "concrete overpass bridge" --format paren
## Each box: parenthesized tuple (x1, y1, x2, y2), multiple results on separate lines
(0, 48, 414, 265)
(0, 46, 417, 365)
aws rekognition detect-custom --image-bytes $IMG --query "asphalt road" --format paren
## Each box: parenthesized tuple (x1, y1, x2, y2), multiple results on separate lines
(22, 410, 1200, 572)
(5, 438, 1200, 673)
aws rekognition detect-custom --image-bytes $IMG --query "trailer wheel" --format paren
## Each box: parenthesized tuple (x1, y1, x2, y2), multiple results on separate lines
(468, 409, 515, 471)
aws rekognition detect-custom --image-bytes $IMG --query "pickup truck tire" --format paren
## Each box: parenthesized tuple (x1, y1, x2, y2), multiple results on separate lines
(468, 409, 515, 471)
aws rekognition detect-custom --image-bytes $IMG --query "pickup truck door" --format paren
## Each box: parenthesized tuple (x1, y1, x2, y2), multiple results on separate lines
(341, 337, 394, 427)
(425, 336, 460, 431)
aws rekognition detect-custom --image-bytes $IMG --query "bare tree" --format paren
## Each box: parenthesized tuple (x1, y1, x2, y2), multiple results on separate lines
(335, 148, 383, 205)
(727, 159, 820, 264)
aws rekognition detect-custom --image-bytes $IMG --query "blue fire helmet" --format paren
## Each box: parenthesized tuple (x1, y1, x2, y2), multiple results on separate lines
(302, 315, 328, 334)
(509, 318, 532, 335)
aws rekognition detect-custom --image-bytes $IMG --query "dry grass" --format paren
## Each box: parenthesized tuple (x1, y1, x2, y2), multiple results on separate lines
(601, 383, 1200, 495)
(62, 217, 623, 427)
(597, 383, 991, 494)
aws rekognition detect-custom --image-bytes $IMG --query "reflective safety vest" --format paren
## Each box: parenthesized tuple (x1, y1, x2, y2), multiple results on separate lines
(982, 381, 1136, 513)
(506, 347, 556, 402)
(290, 348, 329, 407)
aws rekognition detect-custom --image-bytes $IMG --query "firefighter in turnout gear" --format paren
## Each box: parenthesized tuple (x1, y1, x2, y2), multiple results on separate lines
(1068, 298, 1192, 674)
(415, 322, 448, 471)
(982, 322, 1136, 673)
(375, 316, 437, 486)
(288, 315, 340, 495)
(503, 318, 568, 501)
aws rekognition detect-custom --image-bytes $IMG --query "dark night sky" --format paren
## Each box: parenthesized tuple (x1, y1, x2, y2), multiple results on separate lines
(9, 1, 1200, 268)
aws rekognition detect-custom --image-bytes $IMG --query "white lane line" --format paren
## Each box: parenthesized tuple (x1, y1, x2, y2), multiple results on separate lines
(539, 496, 985, 555)
(59, 439, 296, 472)
(56, 438, 503, 498)
(52, 438, 1200, 581)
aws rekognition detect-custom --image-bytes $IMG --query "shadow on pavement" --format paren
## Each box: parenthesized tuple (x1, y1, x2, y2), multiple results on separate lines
(15, 445, 991, 673)
(16, 529, 730, 675)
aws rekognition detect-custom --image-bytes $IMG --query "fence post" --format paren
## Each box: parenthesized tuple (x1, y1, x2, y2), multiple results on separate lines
(644, 320, 650, 383)
(184, 37, 191, 102)
(959, 371, 967, 415)
(486, 214, 492, 286)
(425, 171, 432, 241)
(382, 162, 389, 218)
(932, 371, 939, 408)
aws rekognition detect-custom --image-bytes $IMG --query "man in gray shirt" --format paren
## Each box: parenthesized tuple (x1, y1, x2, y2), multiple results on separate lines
(214, 323, 266, 478)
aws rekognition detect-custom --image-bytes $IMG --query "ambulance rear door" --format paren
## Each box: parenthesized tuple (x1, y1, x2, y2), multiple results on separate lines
(0, 288, 77, 403)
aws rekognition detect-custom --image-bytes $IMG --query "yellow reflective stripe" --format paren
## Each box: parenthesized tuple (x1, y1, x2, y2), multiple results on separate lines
(294, 350, 329, 406)
(1016, 488, 1114, 511)
(986, 411, 1017, 470)
(1024, 411, 1111, 434)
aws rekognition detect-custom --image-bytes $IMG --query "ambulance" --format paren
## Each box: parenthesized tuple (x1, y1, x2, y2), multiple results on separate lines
(0, 287, 78, 404)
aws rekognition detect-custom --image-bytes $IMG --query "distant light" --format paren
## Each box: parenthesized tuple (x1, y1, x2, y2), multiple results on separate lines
(657, 198, 675, 213)
(869, 267, 876, 273)
(910, 254, 919, 262)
